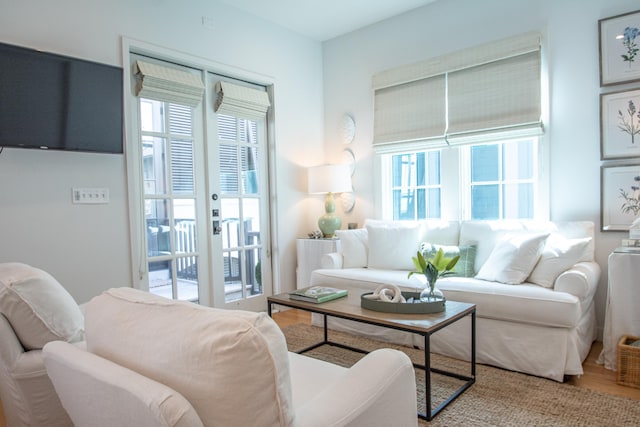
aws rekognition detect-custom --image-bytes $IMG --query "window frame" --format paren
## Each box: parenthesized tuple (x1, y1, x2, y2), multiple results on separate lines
(378, 135, 549, 221)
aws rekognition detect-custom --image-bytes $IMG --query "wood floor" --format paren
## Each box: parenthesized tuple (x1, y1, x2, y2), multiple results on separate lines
(272, 308, 640, 401)
(1, 310, 636, 426)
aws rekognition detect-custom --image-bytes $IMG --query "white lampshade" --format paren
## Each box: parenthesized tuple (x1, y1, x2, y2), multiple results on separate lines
(307, 164, 351, 194)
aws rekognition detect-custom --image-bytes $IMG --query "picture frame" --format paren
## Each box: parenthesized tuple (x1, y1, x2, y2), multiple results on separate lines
(599, 9, 640, 86)
(600, 88, 640, 159)
(601, 162, 640, 231)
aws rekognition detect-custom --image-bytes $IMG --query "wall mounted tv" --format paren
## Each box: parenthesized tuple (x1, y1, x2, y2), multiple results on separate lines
(0, 42, 123, 154)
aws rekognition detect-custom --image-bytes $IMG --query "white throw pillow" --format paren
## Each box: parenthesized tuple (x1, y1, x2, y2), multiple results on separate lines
(527, 235, 592, 288)
(475, 233, 549, 285)
(335, 228, 368, 268)
(85, 287, 294, 427)
(366, 221, 421, 270)
(0, 262, 84, 350)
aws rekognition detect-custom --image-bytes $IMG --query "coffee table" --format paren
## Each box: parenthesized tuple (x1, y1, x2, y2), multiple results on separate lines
(268, 286, 476, 421)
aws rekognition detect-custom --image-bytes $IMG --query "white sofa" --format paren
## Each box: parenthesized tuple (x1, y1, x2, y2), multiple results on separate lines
(310, 219, 600, 382)
(43, 287, 418, 427)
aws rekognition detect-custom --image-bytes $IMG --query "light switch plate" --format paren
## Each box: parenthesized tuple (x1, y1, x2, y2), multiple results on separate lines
(72, 188, 109, 204)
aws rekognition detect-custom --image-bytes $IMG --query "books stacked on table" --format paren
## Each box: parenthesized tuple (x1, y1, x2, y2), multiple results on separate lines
(289, 286, 348, 304)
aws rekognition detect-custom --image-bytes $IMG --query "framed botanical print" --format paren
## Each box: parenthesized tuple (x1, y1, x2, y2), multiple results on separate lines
(599, 10, 640, 86)
(601, 88, 640, 159)
(601, 162, 640, 231)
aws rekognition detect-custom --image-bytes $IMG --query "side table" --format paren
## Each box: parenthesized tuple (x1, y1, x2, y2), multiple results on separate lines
(598, 247, 640, 370)
(296, 238, 340, 289)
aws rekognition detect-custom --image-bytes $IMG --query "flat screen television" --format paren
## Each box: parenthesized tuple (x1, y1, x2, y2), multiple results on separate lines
(0, 42, 123, 154)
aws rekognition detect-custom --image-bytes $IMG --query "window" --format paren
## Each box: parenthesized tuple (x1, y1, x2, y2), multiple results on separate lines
(467, 138, 537, 220)
(385, 151, 441, 220)
(374, 32, 546, 221)
(382, 137, 538, 221)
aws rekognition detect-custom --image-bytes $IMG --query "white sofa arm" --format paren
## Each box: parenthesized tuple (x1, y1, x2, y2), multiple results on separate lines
(295, 348, 417, 427)
(553, 261, 601, 301)
(320, 252, 343, 269)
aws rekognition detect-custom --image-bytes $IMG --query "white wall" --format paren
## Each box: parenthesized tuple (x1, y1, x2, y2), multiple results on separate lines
(321, 0, 639, 337)
(0, 0, 325, 303)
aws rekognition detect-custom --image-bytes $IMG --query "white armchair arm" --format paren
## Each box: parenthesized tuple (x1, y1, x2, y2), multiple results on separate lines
(553, 261, 601, 301)
(321, 252, 344, 269)
(293, 348, 417, 427)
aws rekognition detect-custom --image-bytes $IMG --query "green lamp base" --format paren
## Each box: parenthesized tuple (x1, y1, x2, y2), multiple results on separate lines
(318, 192, 342, 238)
(318, 215, 342, 238)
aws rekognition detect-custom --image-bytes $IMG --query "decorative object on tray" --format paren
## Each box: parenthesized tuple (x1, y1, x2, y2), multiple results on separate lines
(601, 162, 640, 231)
(408, 248, 459, 303)
(362, 284, 406, 303)
(289, 286, 347, 303)
(599, 9, 640, 86)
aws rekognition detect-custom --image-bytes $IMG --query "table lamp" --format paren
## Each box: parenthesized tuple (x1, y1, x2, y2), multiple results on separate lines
(308, 164, 352, 238)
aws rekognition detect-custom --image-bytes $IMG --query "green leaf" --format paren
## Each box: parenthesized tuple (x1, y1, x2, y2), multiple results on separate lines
(412, 256, 423, 272)
(417, 251, 427, 270)
(432, 248, 444, 267)
(445, 255, 460, 271)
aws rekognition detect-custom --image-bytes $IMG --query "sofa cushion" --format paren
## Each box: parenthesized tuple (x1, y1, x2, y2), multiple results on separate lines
(335, 228, 368, 268)
(528, 235, 592, 288)
(437, 277, 581, 328)
(459, 220, 527, 272)
(0, 262, 84, 350)
(365, 220, 421, 270)
(523, 221, 595, 261)
(420, 242, 477, 277)
(475, 233, 549, 284)
(310, 268, 581, 328)
(419, 220, 461, 245)
(84, 288, 294, 427)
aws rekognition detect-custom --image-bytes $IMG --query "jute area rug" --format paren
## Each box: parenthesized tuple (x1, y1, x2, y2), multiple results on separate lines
(282, 324, 640, 426)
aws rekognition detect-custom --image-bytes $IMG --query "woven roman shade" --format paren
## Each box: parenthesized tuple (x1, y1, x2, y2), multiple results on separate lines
(372, 32, 543, 153)
(373, 74, 447, 154)
(214, 81, 270, 120)
(446, 50, 542, 145)
(135, 60, 205, 108)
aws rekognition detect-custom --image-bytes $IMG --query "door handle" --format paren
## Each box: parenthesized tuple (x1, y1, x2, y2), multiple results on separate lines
(213, 221, 222, 235)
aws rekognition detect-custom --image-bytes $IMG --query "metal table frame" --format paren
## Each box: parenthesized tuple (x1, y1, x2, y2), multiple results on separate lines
(268, 296, 475, 421)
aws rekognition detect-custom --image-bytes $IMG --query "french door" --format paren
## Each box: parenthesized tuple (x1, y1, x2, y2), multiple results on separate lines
(130, 53, 272, 310)
(208, 112, 271, 311)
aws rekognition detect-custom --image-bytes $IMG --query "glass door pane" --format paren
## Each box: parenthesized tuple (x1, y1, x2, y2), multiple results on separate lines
(213, 112, 270, 310)
(140, 98, 201, 303)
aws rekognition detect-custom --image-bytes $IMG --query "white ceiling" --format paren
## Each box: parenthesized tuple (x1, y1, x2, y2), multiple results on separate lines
(217, 0, 438, 42)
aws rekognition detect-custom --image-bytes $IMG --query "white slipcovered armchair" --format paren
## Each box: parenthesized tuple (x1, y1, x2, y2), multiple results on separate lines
(0, 262, 84, 427)
(43, 288, 418, 427)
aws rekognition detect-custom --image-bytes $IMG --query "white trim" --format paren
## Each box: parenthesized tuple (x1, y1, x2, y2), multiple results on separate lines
(121, 36, 279, 307)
